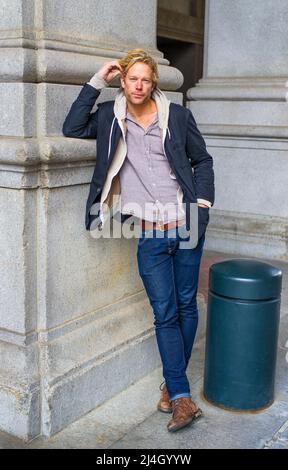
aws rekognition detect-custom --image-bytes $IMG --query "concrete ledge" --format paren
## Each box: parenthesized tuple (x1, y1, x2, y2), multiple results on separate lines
(188, 77, 288, 102)
(41, 292, 154, 383)
(205, 210, 288, 260)
(0, 47, 183, 91)
(42, 331, 159, 437)
(187, 100, 288, 130)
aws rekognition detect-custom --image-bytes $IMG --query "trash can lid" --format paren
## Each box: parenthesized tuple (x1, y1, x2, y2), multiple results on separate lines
(209, 259, 282, 300)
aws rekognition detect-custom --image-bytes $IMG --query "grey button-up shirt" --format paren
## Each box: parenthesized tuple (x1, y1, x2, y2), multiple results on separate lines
(119, 111, 185, 223)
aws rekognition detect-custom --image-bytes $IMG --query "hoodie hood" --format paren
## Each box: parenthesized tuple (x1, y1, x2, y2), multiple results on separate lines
(113, 86, 170, 133)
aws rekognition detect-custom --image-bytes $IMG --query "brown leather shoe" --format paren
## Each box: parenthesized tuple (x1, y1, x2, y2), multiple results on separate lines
(167, 397, 202, 432)
(157, 382, 172, 413)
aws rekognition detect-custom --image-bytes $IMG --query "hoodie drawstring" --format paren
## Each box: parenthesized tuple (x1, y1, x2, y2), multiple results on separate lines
(108, 117, 116, 160)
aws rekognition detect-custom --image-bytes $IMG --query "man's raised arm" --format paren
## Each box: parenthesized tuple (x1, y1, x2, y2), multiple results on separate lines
(62, 61, 122, 139)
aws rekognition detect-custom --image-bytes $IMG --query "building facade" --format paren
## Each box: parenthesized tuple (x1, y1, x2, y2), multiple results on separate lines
(0, 0, 287, 440)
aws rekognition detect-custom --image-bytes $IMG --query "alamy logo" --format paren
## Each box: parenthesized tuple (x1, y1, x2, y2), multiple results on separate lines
(89, 198, 203, 249)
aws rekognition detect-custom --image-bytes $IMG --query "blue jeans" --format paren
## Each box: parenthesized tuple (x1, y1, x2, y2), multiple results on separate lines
(137, 225, 205, 401)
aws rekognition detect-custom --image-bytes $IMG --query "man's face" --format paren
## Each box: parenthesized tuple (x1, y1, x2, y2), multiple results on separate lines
(120, 62, 154, 106)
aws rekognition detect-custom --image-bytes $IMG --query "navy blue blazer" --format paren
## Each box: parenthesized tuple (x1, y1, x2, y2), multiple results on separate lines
(63, 84, 215, 236)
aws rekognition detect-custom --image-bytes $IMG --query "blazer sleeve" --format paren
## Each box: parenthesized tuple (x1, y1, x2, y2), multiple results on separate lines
(62, 83, 101, 139)
(185, 109, 215, 207)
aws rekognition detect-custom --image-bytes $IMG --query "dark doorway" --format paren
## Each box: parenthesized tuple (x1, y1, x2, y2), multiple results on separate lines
(157, 0, 205, 105)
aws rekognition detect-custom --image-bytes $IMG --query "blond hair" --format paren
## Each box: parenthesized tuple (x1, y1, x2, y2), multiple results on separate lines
(119, 48, 159, 88)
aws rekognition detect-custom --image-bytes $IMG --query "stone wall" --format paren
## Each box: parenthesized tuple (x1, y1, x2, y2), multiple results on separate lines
(187, 0, 288, 260)
(0, 0, 183, 440)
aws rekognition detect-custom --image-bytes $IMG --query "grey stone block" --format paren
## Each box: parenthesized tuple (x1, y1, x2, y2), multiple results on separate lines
(0, 0, 34, 31)
(0, 189, 37, 333)
(205, 0, 288, 77)
(205, 210, 288, 261)
(0, 84, 37, 137)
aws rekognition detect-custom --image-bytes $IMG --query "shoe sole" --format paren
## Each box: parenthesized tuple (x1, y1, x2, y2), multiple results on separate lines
(167, 408, 203, 432)
(157, 404, 173, 414)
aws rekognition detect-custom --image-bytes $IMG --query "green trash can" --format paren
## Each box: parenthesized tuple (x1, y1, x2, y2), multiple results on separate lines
(203, 259, 282, 411)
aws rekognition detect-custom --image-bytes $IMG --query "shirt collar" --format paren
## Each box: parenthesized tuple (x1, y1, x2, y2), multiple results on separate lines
(126, 110, 158, 126)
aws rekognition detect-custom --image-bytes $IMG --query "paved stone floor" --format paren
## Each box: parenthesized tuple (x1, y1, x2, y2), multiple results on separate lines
(0, 250, 287, 449)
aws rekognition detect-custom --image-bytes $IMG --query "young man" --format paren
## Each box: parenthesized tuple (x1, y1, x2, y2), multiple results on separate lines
(63, 49, 215, 432)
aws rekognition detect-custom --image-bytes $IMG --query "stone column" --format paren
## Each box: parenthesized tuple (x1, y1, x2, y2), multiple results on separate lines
(0, 0, 183, 440)
(187, 0, 288, 259)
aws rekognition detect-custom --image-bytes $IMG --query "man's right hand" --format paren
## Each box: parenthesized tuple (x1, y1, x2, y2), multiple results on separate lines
(98, 60, 123, 84)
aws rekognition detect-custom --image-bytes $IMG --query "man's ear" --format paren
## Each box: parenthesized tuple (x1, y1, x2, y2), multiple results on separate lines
(120, 74, 125, 88)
